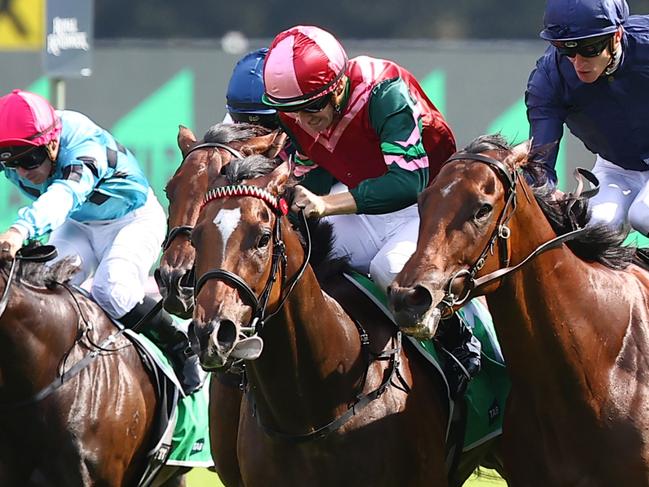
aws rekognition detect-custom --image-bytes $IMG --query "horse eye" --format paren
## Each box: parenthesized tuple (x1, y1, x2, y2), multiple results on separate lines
(474, 203, 493, 222)
(257, 232, 271, 248)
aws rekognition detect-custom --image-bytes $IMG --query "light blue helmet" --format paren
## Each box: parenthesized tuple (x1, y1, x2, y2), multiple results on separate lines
(540, 0, 629, 41)
(226, 48, 278, 128)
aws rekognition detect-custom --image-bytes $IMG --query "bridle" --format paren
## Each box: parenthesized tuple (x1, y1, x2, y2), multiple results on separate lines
(161, 142, 245, 251)
(193, 184, 409, 443)
(438, 152, 599, 317)
(193, 184, 310, 336)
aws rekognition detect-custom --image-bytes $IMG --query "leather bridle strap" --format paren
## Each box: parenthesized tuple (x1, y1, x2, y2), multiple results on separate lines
(162, 142, 245, 250)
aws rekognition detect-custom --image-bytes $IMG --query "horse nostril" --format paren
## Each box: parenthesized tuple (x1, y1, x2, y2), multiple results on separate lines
(408, 285, 434, 310)
(390, 284, 434, 314)
(215, 319, 237, 351)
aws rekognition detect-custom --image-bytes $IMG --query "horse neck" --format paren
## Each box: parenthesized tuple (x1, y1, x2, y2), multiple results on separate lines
(0, 283, 85, 396)
(246, 226, 365, 430)
(487, 189, 628, 394)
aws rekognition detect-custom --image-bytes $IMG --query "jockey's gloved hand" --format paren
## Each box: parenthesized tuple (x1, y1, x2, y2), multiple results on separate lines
(0, 226, 26, 260)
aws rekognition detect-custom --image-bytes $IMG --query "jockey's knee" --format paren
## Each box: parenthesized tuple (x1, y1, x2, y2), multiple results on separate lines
(91, 280, 145, 319)
(369, 254, 399, 295)
(588, 201, 625, 230)
(628, 201, 649, 236)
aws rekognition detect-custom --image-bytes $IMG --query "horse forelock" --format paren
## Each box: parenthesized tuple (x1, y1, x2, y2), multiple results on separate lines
(202, 122, 271, 145)
(221, 155, 279, 185)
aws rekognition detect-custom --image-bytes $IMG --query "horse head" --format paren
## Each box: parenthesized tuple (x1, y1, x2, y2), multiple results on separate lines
(388, 136, 530, 338)
(156, 123, 286, 319)
(188, 156, 293, 369)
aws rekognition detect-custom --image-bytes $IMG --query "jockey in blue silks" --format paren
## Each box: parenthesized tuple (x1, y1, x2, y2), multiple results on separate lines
(526, 0, 649, 235)
(225, 48, 280, 130)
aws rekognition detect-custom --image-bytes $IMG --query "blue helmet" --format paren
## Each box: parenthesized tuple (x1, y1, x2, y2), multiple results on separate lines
(226, 48, 278, 128)
(540, 0, 629, 41)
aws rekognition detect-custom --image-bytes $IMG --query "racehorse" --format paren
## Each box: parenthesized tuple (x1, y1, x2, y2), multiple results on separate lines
(189, 155, 502, 486)
(388, 134, 649, 486)
(156, 123, 285, 487)
(156, 123, 286, 320)
(0, 250, 187, 486)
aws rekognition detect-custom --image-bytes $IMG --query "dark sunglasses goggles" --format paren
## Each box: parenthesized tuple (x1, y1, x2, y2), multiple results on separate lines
(551, 35, 613, 58)
(278, 93, 332, 113)
(0, 146, 50, 170)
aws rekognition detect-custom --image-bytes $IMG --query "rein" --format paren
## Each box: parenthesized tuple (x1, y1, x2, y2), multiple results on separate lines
(193, 184, 300, 335)
(0, 245, 59, 318)
(439, 154, 599, 314)
(257, 329, 405, 443)
(0, 248, 164, 409)
(195, 184, 407, 441)
(161, 142, 245, 251)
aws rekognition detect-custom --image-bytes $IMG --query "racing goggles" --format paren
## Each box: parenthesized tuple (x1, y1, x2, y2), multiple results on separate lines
(0, 145, 50, 170)
(551, 34, 613, 58)
(278, 93, 332, 113)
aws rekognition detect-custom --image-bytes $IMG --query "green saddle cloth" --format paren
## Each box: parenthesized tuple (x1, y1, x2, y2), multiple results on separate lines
(344, 272, 510, 452)
(137, 334, 213, 467)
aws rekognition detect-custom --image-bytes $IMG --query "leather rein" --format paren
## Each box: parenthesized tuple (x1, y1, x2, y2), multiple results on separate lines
(194, 184, 406, 442)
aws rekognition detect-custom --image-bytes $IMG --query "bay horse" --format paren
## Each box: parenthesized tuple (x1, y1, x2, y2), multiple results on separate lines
(155, 123, 285, 487)
(156, 123, 286, 319)
(389, 134, 649, 486)
(189, 155, 502, 486)
(0, 249, 187, 486)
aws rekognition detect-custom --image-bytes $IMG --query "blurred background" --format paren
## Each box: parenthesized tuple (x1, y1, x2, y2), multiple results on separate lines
(3, 1, 649, 485)
(1, 0, 649, 237)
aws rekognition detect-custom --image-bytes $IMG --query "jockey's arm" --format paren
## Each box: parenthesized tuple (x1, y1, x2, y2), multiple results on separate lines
(525, 59, 569, 184)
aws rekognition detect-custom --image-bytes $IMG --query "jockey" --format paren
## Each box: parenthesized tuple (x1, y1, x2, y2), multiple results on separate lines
(224, 48, 293, 159)
(225, 48, 280, 129)
(0, 90, 202, 395)
(526, 0, 649, 234)
(262, 25, 481, 397)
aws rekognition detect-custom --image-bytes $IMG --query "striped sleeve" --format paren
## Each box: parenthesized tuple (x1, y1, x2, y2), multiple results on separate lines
(350, 78, 428, 214)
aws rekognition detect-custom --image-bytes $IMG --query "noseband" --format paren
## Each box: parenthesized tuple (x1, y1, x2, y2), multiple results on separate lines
(161, 142, 245, 251)
(193, 184, 310, 335)
(439, 153, 598, 316)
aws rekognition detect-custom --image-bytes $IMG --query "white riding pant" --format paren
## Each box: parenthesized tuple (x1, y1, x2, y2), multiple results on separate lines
(48, 189, 166, 318)
(589, 156, 649, 235)
(322, 184, 419, 293)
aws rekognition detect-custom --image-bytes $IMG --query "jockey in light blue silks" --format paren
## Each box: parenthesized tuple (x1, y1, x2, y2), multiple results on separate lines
(0, 89, 202, 395)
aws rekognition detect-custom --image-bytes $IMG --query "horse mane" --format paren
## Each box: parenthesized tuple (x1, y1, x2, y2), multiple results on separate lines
(462, 134, 636, 270)
(0, 252, 80, 288)
(202, 122, 272, 145)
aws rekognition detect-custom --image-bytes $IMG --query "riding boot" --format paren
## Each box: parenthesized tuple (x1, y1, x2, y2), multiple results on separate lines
(120, 296, 204, 395)
(438, 314, 482, 400)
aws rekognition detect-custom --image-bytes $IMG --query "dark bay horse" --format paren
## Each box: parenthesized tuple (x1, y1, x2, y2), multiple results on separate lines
(389, 134, 649, 486)
(0, 252, 186, 486)
(156, 123, 285, 487)
(156, 124, 286, 319)
(189, 156, 501, 486)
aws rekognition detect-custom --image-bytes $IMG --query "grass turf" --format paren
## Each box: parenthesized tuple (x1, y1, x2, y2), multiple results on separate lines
(186, 468, 508, 486)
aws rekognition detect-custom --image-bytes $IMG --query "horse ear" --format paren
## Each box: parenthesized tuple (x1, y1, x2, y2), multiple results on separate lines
(264, 130, 288, 159)
(267, 160, 292, 194)
(240, 130, 287, 158)
(177, 125, 196, 156)
(505, 140, 532, 169)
